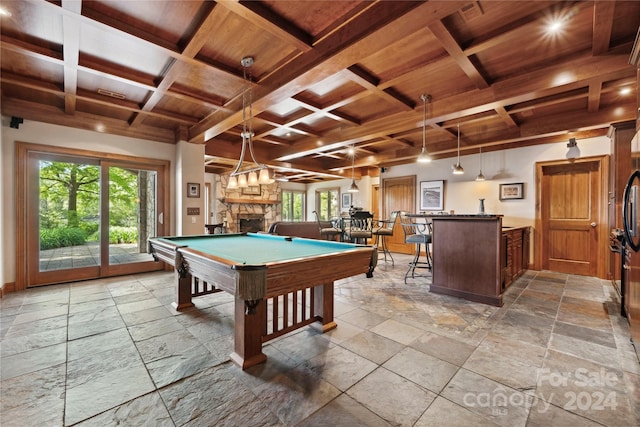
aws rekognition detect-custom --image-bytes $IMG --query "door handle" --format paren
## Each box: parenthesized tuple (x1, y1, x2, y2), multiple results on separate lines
(159, 212, 164, 224)
(590, 222, 596, 227)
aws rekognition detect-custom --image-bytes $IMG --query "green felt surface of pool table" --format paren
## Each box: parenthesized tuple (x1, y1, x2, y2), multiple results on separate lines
(155, 232, 363, 265)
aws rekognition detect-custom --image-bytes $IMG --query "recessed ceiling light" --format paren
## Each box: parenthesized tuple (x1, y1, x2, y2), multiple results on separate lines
(620, 87, 632, 96)
(547, 20, 563, 33)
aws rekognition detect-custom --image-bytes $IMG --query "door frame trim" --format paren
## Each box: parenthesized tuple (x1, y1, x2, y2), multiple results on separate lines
(15, 142, 171, 290)
(534, 155, 610, 278)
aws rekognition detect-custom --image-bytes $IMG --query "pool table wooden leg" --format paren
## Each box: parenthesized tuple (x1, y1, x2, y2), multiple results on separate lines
(311, 282, 337, 333)
(230, 296, 267, 369)
(171, 270, 194, 311)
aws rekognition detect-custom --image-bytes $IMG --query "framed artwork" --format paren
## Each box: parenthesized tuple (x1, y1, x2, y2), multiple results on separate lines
(342, 192, 352, 209)
(499, 182, 524, 200)
(420, 180, 444, 211)
(187, 182, 200, 198)
(242, 185, 261, 195)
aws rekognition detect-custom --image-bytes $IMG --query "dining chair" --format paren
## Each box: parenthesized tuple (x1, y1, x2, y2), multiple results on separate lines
(399, 211, 432, 283)
(312, 210, 342, 241)
(344, 211, 374, 244)
(372, 210, 399, 265)
(205, 223, 225, 234)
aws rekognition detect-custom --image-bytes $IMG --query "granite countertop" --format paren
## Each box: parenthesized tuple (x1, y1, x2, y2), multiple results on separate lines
(408, 213, 503, 219)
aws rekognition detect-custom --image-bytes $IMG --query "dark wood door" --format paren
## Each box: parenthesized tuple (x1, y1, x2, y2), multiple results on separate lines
(537, 157, 607, 277)
(382, 175, 415, 254)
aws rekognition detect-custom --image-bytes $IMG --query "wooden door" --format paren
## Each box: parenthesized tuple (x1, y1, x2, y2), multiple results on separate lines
(382, 175, 415, 254)
(371, 184, 380, 221)
(536, 156, 608, 277)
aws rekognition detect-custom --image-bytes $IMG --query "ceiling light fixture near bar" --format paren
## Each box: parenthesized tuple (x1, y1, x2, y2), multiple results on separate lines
(347, 145, 359, 193)
(417, 94, 432, 164)
(452, 123, 464, 175)
(475, 145, 486, 181)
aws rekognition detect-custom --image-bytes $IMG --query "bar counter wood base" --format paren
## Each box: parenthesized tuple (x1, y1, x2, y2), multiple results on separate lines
(430, 215, 505, 307)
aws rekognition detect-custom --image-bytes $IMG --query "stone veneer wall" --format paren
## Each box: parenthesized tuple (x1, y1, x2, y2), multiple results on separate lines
(214, 174, 282, 233)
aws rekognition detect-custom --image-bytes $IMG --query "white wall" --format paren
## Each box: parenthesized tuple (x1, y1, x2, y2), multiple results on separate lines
(303, 175, 374, 220)
(0, 116, 612, 288)
(381, 135, 610, 227)
(175, 141, 205, 235)
(291, 136, 610, 225)
(1, 118, 177, 288)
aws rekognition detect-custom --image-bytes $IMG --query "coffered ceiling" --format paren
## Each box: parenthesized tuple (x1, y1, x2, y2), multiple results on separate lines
(1, 1, 639, 182)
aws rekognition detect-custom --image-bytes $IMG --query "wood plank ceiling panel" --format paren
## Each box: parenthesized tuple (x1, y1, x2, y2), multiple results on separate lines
(0, 0, 637, 182)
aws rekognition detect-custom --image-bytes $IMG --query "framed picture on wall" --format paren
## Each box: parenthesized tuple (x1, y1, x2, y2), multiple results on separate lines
(342, 192, 352, 209)
(242, 185, 261, 195)
(420, 180, 444, 211)
(499, 183, 524, 200)
(187, 182, 200, 198)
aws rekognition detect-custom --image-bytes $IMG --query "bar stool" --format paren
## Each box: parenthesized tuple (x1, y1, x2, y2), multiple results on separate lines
(372, 210, 399, 265)
(399, 211, 432, 283)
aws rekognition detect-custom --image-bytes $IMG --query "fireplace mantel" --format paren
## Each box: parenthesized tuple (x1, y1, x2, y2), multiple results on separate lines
(221, 198, 281, 205)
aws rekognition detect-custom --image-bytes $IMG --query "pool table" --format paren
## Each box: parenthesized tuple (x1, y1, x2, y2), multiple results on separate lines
(148, 232, 377, 369)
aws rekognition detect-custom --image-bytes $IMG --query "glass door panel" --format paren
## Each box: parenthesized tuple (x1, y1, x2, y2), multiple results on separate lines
(31, 153, 101, 285)
(106, 165, 157, 268)
(25, 148, 167, 287)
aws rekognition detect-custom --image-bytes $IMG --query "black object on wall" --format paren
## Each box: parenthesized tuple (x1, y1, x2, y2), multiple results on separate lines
(10, 116, 23, 129)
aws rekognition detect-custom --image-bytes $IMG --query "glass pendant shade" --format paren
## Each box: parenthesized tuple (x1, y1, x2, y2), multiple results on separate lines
(258, 168, 269, 184)
(258, 168, 274, 184)
(348, 179, 359, 192)
(417, 147, 431, 163)
(247, 171, 258, 186)
(227, 175, 238, 190)
(238, 174, 248, 188)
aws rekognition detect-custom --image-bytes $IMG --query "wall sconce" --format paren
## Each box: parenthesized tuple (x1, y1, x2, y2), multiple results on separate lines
(566, 137, 580, 159)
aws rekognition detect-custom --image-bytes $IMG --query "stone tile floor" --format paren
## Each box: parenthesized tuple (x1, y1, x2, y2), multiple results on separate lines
(1, 254, 639, 426)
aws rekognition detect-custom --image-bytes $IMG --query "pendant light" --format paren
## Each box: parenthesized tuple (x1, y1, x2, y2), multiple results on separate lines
(226, 56, 274, 191)
(475, 145, 486, 181)
(452, 123, 464, 175)
(347, 145, 359, 192)
(417, 94, 432, 163)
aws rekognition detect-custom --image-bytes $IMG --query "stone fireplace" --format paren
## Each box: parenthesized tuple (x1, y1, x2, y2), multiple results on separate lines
(214, 175, 282, 233)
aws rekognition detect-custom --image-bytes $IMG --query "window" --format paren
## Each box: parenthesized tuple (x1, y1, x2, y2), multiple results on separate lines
(315, 188, 340, 220)
(282, 190, 305, 221)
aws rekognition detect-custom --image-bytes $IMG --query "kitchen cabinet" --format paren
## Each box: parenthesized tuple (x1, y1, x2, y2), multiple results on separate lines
(503, 226, 530, 288)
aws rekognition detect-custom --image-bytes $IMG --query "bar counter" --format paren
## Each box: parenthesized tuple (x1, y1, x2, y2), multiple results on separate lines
(409, 214, 506, 306)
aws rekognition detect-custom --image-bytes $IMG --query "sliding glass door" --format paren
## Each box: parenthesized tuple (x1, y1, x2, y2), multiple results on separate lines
(20, 145, 168, 287)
